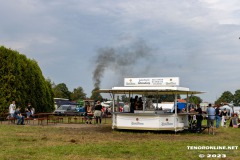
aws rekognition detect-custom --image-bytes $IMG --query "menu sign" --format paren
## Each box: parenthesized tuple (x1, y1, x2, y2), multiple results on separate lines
(124, 77, 179, 87)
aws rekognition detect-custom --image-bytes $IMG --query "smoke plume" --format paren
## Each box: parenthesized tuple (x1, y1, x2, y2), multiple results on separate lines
(92, 40, 153, 88)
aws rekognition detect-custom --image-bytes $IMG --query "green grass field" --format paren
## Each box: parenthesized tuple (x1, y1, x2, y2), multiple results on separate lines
(0, 119, 239, 160)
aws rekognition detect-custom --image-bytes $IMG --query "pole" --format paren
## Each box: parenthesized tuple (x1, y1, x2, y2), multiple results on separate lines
(174, 93, 177, 133)
(112, 93, 115, 129)
(186, 93, 189, 129)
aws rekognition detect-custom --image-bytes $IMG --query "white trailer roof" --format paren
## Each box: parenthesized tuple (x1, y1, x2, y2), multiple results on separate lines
(98, 86, 204, 95)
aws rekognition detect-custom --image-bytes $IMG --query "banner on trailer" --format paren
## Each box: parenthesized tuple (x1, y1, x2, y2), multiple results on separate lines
(124, 77, 179, 87)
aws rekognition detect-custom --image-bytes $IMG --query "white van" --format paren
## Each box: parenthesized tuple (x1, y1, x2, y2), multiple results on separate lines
(101, 101, 112, 108)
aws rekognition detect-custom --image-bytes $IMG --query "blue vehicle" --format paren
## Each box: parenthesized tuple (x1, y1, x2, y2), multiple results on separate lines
(76, 106, 86, 116)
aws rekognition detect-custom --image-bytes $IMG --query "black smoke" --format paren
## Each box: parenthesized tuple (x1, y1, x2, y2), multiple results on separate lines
(92, 41, 153, 88)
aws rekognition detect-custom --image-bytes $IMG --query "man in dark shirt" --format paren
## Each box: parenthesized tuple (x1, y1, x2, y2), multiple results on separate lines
(215, 105, 222, 128)
(94, 101, 103, 124)
(14, 107, 25, 125)
(196, 104, 203, 132)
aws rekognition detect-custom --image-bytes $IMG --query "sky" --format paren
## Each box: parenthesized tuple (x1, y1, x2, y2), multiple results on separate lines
(0, 0, 240, 103)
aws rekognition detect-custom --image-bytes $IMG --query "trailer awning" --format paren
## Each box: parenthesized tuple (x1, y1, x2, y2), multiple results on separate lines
(97, 86, 204, 95)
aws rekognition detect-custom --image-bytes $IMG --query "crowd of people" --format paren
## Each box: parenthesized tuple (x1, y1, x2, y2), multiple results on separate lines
(7, 99, 240, 130)
(8, 99, 109, 126)
(129, 96, 143, 113)
(83, 99, 137, 124)
(206, 103, 240, 128)
(116, 96, 144, 113)
(188, 103, 240, 132)
(84, 100, 110, 125)
(178, 103, 240, 133)
(8, 100, 35, 125)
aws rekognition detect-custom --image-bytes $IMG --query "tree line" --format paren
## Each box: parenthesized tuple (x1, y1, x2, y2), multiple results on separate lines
(51, 83, 102, 103)
(0, 46, 104, 113)
(1, 46, 238, 114)
(0, 46, 54, 113)
(215, 90, 240, 106)
(0, 46, 205, 113)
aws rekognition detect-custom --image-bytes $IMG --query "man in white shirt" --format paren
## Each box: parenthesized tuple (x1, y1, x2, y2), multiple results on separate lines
(123, 102, 130, 112)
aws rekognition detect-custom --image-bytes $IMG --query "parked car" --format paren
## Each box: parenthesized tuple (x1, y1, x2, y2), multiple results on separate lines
(54, 105, 79, 116)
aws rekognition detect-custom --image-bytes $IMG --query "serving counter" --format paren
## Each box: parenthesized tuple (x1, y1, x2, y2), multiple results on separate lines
(112, 111, 188, 131)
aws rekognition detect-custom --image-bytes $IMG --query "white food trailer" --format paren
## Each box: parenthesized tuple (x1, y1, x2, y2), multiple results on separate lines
(98, 77, 204, 132)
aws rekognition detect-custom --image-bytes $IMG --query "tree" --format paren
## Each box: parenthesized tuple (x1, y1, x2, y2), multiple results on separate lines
(90, 87, 102, 101)
(159, 94, 181, 102)
(188, 95, 202, 105)
(121, 95, 129, 102)
(52, 83, 71, 100)
(215, 91, 233, 105)
(233, 89, 240, 106)
(0, 46, 54, 113)
(71, 87, 86, 101)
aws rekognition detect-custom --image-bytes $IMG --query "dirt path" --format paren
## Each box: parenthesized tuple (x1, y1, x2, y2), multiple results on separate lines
(52, 123, 110, 129)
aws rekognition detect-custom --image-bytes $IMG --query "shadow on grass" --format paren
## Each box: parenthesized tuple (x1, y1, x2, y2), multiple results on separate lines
(115, 129, 187, 135)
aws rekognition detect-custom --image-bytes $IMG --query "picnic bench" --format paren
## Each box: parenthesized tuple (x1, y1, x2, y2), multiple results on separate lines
(7, 117, 16, 124)
(25, 117, 34, 124)
(188, 117, 210, 134)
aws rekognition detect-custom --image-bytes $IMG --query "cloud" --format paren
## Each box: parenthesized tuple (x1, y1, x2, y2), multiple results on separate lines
(0, 0, 240, 102)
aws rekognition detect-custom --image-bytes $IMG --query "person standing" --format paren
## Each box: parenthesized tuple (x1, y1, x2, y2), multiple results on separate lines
(107, 107, 112, 117)
(14, 106, 25, 125)
(85, 104, 93, 124)
(221, 108, 228, 127)
(94, 101, 103, 125)
(138, 97, 143, 110)
(215, 105, 222, 128)
(123, 102, 130, 112)
(196, 104, 203, 132)
(130, 97, 135, 113)
(206, 103, 215, 134)
(134, 96, 139, 110)
(9, 101, 16, 117)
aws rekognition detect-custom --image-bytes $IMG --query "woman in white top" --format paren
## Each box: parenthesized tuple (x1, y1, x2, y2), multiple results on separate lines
(9, 101, 16, 117)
